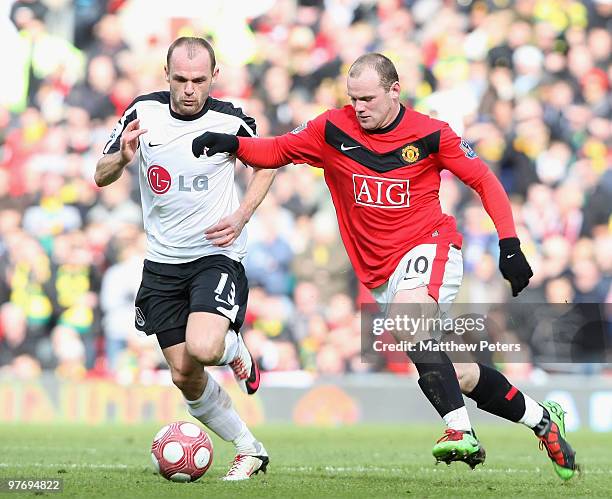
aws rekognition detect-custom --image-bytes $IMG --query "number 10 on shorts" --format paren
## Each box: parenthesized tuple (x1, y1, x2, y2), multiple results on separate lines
(402, 244, 435, 282)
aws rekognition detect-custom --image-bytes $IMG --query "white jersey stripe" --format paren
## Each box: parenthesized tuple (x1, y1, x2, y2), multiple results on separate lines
(103, 106, 137, 154)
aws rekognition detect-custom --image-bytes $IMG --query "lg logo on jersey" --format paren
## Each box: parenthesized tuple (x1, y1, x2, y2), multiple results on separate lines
(148, 165, 171, 194)
(147, 165, 209, 194)
(353, 174, 410, 208)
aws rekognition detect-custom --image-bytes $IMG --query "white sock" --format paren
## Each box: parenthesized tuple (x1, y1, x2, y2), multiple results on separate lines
(443, 407, 472, 432)
(518, 395, 544, 428)
(233, 424, 259, 454)
(217, 331, 239, 366)
(185, 374, 253, 443)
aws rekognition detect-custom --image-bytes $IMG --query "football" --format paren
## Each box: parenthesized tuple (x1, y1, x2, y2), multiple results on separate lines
(150, 421, 214, 482)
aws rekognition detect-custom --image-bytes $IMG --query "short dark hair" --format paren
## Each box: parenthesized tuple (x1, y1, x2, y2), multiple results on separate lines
(348, 53, 399, 91)
(166, 37, 216, 72)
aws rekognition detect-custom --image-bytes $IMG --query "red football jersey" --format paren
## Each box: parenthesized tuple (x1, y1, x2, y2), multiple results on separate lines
(238, 105, 516, 288)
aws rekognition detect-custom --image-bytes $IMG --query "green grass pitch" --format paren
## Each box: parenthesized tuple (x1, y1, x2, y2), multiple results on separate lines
(0, 423, 610, 498)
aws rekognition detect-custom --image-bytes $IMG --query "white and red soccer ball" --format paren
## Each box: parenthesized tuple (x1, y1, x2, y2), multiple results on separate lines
(151, 421, 213, 482)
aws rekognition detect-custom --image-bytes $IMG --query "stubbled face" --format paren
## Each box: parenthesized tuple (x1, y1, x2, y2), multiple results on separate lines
(165, 45, 218, 116)
(347, 67, 400, 131)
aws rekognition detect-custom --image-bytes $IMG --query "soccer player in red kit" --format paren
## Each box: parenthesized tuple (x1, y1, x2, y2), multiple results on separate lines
(192, 53, 577, 480)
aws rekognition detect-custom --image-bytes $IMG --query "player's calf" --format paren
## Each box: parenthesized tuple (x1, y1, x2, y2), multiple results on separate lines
(409, 340, 471, 426)
(165, 347, 207, 401)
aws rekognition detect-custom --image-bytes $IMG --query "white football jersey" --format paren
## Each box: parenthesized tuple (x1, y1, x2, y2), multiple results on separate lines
(103, 92, 256, 264)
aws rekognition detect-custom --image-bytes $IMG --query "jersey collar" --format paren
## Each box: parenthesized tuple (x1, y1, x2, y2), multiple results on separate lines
(367, 104, 405, 135)
(169, 97, 212, 121)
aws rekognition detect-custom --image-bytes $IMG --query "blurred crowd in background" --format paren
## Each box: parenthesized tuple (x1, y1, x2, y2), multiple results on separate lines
(0, 0, 610, 382)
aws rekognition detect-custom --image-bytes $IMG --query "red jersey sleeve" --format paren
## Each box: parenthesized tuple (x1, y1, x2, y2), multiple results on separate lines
(236, 112, 327, 169)
(436, 124, 517, 239)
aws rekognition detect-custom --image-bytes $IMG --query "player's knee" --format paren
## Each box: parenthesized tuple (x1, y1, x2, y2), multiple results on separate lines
(186, 338, 224, 366)
(455, 362, 480, 393)
(170, 365, 202, 394)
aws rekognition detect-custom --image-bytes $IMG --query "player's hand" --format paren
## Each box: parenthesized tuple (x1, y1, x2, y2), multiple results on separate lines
(192, 132, 238, 158)
(205, 209, 248, 247)
(498, 237, 533, 297)
(120, 119, 147, 166)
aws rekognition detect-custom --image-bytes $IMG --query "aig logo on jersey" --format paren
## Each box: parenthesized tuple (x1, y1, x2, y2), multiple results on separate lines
(353, 174, 410, 209)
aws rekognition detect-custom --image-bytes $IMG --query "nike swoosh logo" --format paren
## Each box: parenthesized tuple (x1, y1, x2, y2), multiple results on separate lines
(340, 143, 360, 151)
(247, 357, 260, 393)
(506, 254, 515, 259)
(148, 142, 162, 147)
(216, 304, 239, 322)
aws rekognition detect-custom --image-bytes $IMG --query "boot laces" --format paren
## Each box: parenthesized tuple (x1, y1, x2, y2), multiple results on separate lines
(229, 358, 248, 380)
(226, 454, 247, 476)
(437, 429, 464, 443)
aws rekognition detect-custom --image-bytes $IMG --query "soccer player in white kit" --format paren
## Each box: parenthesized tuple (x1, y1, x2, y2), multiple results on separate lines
(95, 37, 271, 480)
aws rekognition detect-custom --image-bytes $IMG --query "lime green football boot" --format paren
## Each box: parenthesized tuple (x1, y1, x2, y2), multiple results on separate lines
(538, 401, 578, 480)
(432, 429, 486, 469)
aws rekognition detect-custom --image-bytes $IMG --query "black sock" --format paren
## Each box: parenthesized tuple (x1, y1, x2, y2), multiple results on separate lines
(408, 340, 465, 419)
(466, 363, 526, 423)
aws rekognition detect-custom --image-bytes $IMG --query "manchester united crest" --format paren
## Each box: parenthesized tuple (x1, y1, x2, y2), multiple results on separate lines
(401, 145, 420, 163)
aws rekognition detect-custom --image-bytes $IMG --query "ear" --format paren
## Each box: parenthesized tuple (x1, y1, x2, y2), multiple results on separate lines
(211, 66, 219, 85)
(389, 81, 401, 100)
(164, 65, 170, 83)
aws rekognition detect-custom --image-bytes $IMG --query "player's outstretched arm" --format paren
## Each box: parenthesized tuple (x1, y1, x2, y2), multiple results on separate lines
(192, 117, 326, 170)
(206, 167, 276, 247)
(436, 124, 533, 296)
(192, 131, 291, 169)
(95, 119, 147, 187)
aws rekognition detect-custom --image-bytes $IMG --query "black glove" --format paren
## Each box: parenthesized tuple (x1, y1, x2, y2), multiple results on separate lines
(498, 237, 534, 297)
(192, 132, 239, 158)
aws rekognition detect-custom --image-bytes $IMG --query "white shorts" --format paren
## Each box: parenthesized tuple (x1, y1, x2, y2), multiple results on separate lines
(371, 243, 463, 315)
